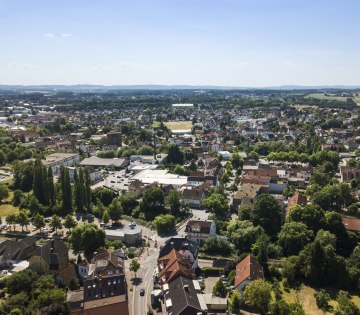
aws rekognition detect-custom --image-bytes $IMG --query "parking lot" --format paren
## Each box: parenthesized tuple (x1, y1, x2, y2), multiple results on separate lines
(91, 169, 134, 193)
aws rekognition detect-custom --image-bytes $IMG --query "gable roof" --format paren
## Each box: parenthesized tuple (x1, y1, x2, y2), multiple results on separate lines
(0, 236, 38, 262)
(166, 276, 206, 315)
(287, 192, 307, 212)
(234, 255, 264, 288)
(32, 239, 68, 269)
(158, 249, 193, 284)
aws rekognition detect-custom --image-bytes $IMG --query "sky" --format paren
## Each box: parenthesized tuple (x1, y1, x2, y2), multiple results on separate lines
(0, 0, 360, 87)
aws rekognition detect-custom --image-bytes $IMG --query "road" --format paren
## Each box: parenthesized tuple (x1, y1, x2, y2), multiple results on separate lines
(126, 209, 209, 315)
(126, 245, 159, 315)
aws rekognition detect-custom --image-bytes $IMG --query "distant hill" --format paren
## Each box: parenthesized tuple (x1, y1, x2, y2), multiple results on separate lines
(0, 84, 359, 91)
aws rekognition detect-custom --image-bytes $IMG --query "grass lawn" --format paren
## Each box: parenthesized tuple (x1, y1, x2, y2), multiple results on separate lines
(151, 121, 161, 128)
(164, 121, 193, 131)
(0, 204, 18, 218)
(281, 282, 360, 314)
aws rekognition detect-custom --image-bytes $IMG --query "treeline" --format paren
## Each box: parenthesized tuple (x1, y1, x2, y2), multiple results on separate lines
(0, 129, 44, 165)
(12, 160, 91, 216)
(267, 149, 340, 166)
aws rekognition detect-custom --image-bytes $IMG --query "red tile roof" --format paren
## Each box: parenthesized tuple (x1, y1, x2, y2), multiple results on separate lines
(234, 255, 264, 288)
(342, 217, 360, 232)
(287, 192, 307, 212)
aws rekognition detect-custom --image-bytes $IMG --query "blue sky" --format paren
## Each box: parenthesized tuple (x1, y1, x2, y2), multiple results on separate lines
(0, 0, 359, 86)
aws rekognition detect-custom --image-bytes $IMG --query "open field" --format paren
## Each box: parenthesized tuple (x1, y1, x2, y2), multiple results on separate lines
(305, 93, 350, 102)
(281, 283, 360, 314)
(0, 204, 18, 218)
(164, 121, 193, 131)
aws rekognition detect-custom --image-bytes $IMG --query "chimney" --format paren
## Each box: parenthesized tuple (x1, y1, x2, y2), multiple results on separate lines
(183, 284, 189, 291)
(50, 239, 54, 253)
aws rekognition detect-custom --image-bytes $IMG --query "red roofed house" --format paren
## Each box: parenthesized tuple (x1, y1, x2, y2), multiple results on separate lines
(157, 248, 194, 285)
(234, 255, 264, 292)
(286, 192, 307, 214)
(342, 217, 360, 232)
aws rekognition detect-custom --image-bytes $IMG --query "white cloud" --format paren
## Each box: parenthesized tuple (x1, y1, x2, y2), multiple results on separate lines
(61, 33, 72, 37)
(44, 33, 55, 38)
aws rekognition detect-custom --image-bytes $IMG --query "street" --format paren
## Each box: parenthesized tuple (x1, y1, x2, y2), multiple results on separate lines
(125, 208, 209, 315)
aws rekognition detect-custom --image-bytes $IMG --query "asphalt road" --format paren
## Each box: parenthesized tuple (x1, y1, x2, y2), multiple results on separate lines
(127, 246, 159, 315)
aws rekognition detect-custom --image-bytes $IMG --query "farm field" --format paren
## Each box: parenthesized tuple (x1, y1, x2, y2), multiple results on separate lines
(164, 121, 193, 130)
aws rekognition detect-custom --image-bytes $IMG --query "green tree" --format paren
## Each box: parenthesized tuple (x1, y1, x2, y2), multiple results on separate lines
(119, 194, 139, 215)
(130, 259, 140, 278)
(47, 167, 55, 206)
(154, 214, 176, 233)
(244, 279, 272, 314)
(74, 170, 84, 212)
(69, 224, 106, 255)
(32, 159, 48, 205)
(50, 214, 62, 234)
(60, 166, 72, 212)
(227, 220, 264, 251)
(12, 189, 23, 207)
(6, 213, 17, 231)
(167, 144, 184, 164)
(102, 210, 110, 224)
(238, 205, 251, 220)
(203, 236, 232, 256)
(231, 152, 243, 170)
(91, 187, 117, 206)
(228, 290, 242, 314)
(16, 209, 30, 232)
(84, 167, 92, 211)
(212, 279, 227, 297)
(0, 150, 6, 165)
(334, 291, 360, 315)
(278, 222, 313, 256)
(0, 184, 9, 204)
(139, 186, 165, 220)
(202, 193, 229, 218)
(299, 238, 344, 286)
(31, 213, 45, 231)
(286, 204, 325, 233)
(270, 300, 305, 315)
(6, 269, 38, 294)
(346, 245, 360, 290)
(314, 289, 331, 313)
(107, 198, 123, 223)
(165, 189, 182, 216)
(252, 194, 282, 237)
(63, 214, 77, 232)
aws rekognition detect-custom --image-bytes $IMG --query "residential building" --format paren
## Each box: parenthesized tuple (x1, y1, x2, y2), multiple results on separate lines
(0, 236, 38, 269)
(181, 187, 205, 208)
(160, 237, 199, 270)
(68, 249, 128, 315)
(43, 153, 80, 173)
(157, 248, 194, 285)
(234, 255, 264, 291)
(163, 276, 207, 315)
(29, 239, 76, 285)
(185, 220, 216, 244)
